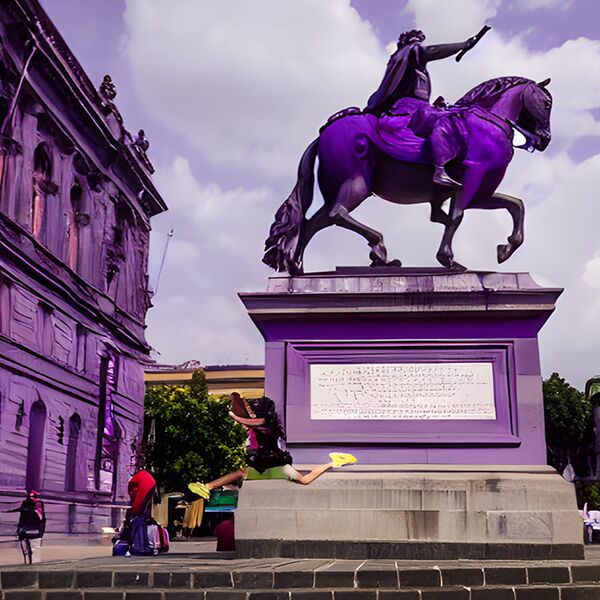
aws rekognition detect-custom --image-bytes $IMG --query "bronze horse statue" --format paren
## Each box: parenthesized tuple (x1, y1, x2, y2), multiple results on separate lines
(263, 76, 552, 274)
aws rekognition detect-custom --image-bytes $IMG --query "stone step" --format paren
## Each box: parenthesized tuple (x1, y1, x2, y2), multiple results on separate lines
(2, 562, 600, 592)
(2, 585, 600, 599)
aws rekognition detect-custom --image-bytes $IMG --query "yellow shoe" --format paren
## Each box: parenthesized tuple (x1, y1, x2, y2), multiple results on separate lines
(188, 482, 210, 499)
(329, 452, 357, 468)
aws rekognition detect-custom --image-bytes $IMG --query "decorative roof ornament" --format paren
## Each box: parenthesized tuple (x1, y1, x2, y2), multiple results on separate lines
(98, 74, 124, 130)
(99, 74, 117, 102)
(132, 129, 154, 173)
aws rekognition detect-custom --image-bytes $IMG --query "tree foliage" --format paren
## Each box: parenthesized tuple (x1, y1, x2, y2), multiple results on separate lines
(543, 372, 594, 476)
(143, 370, 248, 493)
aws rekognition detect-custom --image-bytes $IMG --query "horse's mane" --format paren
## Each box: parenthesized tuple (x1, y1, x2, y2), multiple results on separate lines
(454, 76, 534, 108)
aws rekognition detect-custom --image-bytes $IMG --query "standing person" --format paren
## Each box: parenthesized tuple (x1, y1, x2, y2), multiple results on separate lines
(10, 491, 46, 564)
(189, 393, 357, 500)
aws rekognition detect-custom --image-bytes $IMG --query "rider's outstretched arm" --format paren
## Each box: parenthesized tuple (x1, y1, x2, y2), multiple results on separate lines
(423, 39, 475, 62)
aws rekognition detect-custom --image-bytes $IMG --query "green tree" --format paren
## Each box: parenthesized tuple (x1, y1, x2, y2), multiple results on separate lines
(543, 372, 594, 475)
(143, 370, 248, 493)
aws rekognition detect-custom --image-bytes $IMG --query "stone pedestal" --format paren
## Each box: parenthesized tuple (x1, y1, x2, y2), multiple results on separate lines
(236, 466, 583, 559)
(237, 268, 582, 558)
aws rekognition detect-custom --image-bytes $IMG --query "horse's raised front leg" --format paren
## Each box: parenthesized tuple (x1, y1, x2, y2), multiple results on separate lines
(469, 192, 524, 263)
(329, 176, 401, 267)
(436, 165, 493, 270)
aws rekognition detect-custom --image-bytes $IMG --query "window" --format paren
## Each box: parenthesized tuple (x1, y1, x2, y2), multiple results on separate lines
(0, 275, 11, 336)
(37, 302, 54, 356)
(65, 413, 81, 492)
(75, 324, 86, 372)
(32, 143, 52, 241)
(25, 399, 47, 492)
(67, 183, 83, 272)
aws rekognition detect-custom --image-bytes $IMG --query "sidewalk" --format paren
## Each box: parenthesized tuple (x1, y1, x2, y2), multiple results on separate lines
(0, 536, 218, 566)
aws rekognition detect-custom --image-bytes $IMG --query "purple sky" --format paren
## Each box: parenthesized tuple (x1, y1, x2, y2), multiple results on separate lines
(41, 0, 600, 389)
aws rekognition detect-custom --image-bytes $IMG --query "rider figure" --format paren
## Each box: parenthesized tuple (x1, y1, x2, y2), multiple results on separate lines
(365, 29, 486, 188)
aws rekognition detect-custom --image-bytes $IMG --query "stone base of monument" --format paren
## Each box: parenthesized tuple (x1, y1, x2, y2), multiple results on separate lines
(235, 465, 583, 559)
(238, 268, 583, 558)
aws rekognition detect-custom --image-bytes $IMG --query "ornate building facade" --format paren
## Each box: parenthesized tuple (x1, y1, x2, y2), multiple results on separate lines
(0, 0, 166, 534)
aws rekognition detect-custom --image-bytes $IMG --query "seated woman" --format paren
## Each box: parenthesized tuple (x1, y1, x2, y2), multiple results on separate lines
(189, 393, 356, 499)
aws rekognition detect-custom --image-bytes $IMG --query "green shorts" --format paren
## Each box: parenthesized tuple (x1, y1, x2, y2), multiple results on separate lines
(246, 464, 298, 481)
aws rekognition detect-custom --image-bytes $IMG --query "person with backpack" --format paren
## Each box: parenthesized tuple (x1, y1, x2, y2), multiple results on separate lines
(113, 469, 169, 556)
(8, 490, 46, 564)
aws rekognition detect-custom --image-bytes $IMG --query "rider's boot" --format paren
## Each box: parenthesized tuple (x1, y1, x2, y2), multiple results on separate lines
(433, 166, 462, 188)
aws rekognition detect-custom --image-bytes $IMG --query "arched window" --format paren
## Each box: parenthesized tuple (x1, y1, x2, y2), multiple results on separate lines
(65, 413, 81, 492)
(67, 183, 82, 272)
(25, 399, 47, 492)
(32, 143, 52, 241)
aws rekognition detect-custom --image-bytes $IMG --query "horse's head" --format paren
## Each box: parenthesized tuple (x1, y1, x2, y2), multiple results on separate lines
(518, 79, 552, 151)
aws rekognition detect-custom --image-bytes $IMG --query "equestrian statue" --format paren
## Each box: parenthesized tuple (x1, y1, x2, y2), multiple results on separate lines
(263, 26, 552, 274)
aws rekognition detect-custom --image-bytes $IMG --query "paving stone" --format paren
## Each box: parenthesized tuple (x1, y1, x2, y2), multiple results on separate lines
(3, 593, 43, 600)
(124, 593, 162, 600)
(471, 590, 515, 600)
(45, 593, 82, 600)
(484, 568, 527, 585)
(378, 592, 421, 599)
(527, 566, 570, 584)
(153, 572, 192, 588)
(398, 569, 441, 588)
(314, 565, 357, 589)
(1, 572, 37, 588)
(560, 585, 600, 600)
(440, 568, 483, 587)
(232, 570, 274, 589)
(514, 587, 559, 600)
(164, 592, 206, 600)
(38, 570, 74, 588)
(274, 570, 315, 588)
(193, 571, 232, 588)
(356, 566, 398, 588)
(205, 590, 247, 599)
(332, 591, 377, 599)
(83, 593, 124, 600)
(290, 592, 333, 600)
(421, 588, 470, 600)
(247, 592, 295, 600)
(570, 565, 600, 582)
(113, 572, 149, 587)
(76, 572, 114, 588)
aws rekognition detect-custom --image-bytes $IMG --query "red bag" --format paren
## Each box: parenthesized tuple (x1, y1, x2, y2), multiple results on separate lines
(157, 525, 169, 553)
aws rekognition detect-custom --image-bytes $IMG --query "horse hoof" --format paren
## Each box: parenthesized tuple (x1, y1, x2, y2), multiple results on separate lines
(437, 252, 467, 271)
(497, 244, 512, 264)
(436, 252, 452, 268)
(449, 261, 467, 272)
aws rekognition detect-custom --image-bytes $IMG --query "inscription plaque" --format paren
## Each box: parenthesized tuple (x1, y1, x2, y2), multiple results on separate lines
(310, 362, 496, 420)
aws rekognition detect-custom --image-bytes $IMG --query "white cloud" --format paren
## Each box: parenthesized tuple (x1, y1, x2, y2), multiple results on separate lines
(510, 0, 573, 10)
(146, 156, 274, 365)
(123, 0, 385, 180)
(583, 255, 600, 290)
(404, 0, 500, 42)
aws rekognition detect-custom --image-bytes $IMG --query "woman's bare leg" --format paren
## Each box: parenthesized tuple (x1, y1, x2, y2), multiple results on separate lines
(290, 462, 335, 486)
(206, 468, 248, 491)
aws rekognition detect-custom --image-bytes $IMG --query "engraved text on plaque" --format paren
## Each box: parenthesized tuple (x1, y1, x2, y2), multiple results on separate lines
(310, 362, 496, 420)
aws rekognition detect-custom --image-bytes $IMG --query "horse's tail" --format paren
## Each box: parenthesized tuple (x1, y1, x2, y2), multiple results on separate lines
(262, 138, 319, 274)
